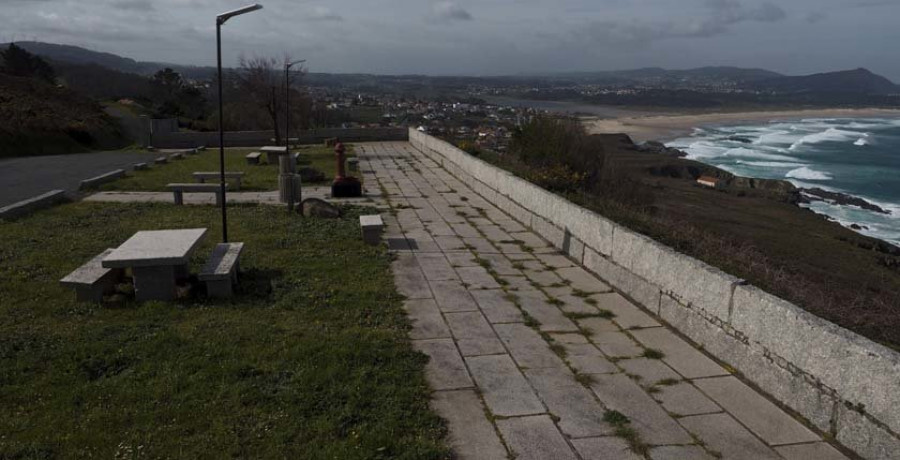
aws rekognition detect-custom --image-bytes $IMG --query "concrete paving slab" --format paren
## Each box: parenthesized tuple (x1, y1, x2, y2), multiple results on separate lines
(478, 253, 521, 276)
(571, 437, 643, 460)
(413, 338, 473, 390)
(618, 358, 681, 386)
(444, 251, 480, 267)
(592, 292, 660, 329)
(416, 253, 459, 281)
(629, 328, 728, 379)
(536, 253, 575, 269)
(589, 373, 693, 445)
(678, 413, 781, 460)
(590, 330, 643, 358)
(496, 415, 579, 460)
(392, 254, 432, 299)
(466, 354, 545, 417)
(655, 382, 721, 417)
(462, 237, 500, 254)
(523, 268, 565, 287)
(774, 442, 850, 460)
(434, 235, 467, 252)
(470, 289, 523, 324)
(564, 346, 619, 375)
(405, 299, 451, 340)
(525, 368, 614, 438)
(430, 280, 479, 312)
(494, 323, 567, 369)
(516, 290, 579, 332)
(456, 266, 502, 290)
(556, 266, 611, 293)
(650, 445, 714, 460)
(694, 376, 819, 445)
(431, 390, 509, 460)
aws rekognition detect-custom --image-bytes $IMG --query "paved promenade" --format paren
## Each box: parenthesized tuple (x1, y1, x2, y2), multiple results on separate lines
(358, 142, 848, 460)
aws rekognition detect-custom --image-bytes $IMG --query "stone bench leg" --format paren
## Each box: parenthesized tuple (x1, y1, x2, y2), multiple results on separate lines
(214, 191, 223, 206)
(233, 178, 241, 191)
(173, 190, 184, 205)
(132, 265, 177, 301)
(206, 278, 234, 298)
(196, 177, 205, 184)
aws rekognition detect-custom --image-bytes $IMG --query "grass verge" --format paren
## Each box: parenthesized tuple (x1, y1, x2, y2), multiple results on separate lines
(0, 201, 447, 458)
(100, 145, 355, 192)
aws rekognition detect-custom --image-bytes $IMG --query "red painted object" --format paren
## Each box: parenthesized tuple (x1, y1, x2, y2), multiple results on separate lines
(331, 139, 362, 197)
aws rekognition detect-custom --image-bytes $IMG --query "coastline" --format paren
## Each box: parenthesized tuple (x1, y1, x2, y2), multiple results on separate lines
(584, 107, 900, 143)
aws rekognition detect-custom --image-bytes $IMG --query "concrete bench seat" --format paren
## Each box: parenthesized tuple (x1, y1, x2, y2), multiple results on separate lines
(246, 152, 262, 165)
(79, 169, 126, 190)
(192, 172, 244, 190)
(169, 152, 185, 161)
(155, 156, 168, 165)
(166, 183, 227, 205)
(134, 162, 149, 171)
(60, 248, 121, 302)
(199, 242, 244, 298)
(360, 215, 384, 245)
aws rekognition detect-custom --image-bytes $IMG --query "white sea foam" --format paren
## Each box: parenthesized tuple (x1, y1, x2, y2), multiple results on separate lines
(789, 128, 860, 151)
(736, 161, 808, 168)
(786, 166, 833, 181)
(721, 147, 798, 162)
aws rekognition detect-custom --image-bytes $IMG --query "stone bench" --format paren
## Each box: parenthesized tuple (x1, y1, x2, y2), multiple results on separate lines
(192, 172, 244, 190)
(169, 152, 184, 161)
(59, 248, 121, 302)
(200, 242, 244, 298)
(79, 169, 126, 190)
(246, 152, 262, 165)
(134, 162, 149, 171)
(261, 146, 288, 165)
(166, 183, 227, 206)
(155, 156, 168, 165)
(360, 215, 384, 246)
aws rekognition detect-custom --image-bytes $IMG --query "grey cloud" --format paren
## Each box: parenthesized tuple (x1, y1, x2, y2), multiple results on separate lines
(111, 0, 154, 12)
(310, 6, 343, 21)
(431, 2, 472, 23)
(805, 11, 827, 23)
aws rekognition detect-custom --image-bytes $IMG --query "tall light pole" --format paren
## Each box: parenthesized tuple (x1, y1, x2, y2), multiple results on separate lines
(284, 59, 305, 153)
(216, 3, 262, 243)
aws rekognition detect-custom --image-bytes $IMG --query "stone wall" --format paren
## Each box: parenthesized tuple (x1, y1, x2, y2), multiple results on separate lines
(409, 128, 900, 460)
(152, 127, 408, 149)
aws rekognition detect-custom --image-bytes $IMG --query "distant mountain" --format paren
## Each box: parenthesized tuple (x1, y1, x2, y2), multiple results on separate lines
(753, 68, 899, 94)
(549, 66, 784, 85)
(3, 42, 216, 79)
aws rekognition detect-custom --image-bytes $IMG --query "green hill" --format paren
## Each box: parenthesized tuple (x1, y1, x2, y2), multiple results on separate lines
(0, 73, 128, 157)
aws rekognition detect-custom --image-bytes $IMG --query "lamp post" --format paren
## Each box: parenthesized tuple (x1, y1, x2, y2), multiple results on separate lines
(284, 59, 305, 153)
(216, 3, 263, 243)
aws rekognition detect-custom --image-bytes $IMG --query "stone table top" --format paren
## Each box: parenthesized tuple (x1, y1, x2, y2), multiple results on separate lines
(102, 228, 208, 268)
(260, 146, 288, 153)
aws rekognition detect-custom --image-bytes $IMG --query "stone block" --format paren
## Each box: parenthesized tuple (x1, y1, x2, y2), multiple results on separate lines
(835, 405, 900, 460)
(660, 253, 740, 321)
(732, 285, 900, 436)
(583, 249, 661, 314)
(654, 382, 721, 416)
(0, 190, 67, 220)
(404, 299, 451, 340)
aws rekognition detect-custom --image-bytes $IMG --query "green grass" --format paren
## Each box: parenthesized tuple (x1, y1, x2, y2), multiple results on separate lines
(100, 145, 355, 192)
(0, 202, 447, 458)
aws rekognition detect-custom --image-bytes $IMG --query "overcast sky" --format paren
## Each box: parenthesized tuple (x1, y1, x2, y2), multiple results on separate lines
(2, 0, 899, 80)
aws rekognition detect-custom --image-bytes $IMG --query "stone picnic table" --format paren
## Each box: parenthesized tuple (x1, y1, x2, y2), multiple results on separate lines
(261, 146, 288, 165)
(102, 228, 208, 301)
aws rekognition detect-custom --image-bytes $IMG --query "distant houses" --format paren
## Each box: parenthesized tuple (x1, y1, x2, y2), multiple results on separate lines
(697, 175, 722, 189)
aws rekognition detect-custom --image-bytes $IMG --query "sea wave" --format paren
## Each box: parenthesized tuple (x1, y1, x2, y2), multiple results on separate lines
(789, 128, 859, 151)
(736, 161, 808, 168)
(786, 166, 833, 181)
(721, 147, 798, 162)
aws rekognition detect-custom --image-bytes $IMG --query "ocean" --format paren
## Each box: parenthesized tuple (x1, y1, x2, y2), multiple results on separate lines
(667, 117, 900, 246)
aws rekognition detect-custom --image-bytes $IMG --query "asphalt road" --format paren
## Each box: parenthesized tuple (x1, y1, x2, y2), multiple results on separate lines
(0, 151, 158, 208)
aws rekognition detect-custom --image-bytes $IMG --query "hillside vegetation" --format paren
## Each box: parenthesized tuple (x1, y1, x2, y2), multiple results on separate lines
(0, 73, 127, 157)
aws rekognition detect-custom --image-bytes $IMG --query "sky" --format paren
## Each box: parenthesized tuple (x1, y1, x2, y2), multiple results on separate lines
(2, 0, 899, 80)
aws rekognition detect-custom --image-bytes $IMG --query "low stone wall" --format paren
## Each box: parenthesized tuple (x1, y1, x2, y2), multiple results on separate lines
(0, 190, 67, 220)
(152, 128, 408, 149)
(408, 128, 900, 460)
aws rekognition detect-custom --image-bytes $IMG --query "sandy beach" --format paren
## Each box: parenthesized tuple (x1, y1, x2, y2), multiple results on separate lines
(585, 108, 900, 143)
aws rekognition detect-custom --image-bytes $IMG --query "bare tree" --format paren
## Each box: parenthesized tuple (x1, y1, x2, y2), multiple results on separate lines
(233, 55, 312, 142)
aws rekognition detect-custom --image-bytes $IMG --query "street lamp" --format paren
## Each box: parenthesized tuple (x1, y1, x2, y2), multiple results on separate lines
(216, 3, 263, 243)
(285, 59, 305, 153)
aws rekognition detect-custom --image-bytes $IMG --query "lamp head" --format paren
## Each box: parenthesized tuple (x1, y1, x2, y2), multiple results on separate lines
(217, 4, 263, 25)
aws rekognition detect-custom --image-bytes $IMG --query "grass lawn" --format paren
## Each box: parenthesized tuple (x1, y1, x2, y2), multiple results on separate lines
(0, 202, 447, 458)
(100, 145, 356, 192)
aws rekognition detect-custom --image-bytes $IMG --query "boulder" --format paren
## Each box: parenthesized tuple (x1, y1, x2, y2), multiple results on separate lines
(300, 198, 341, 219)
(299, 167, 326, 183)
